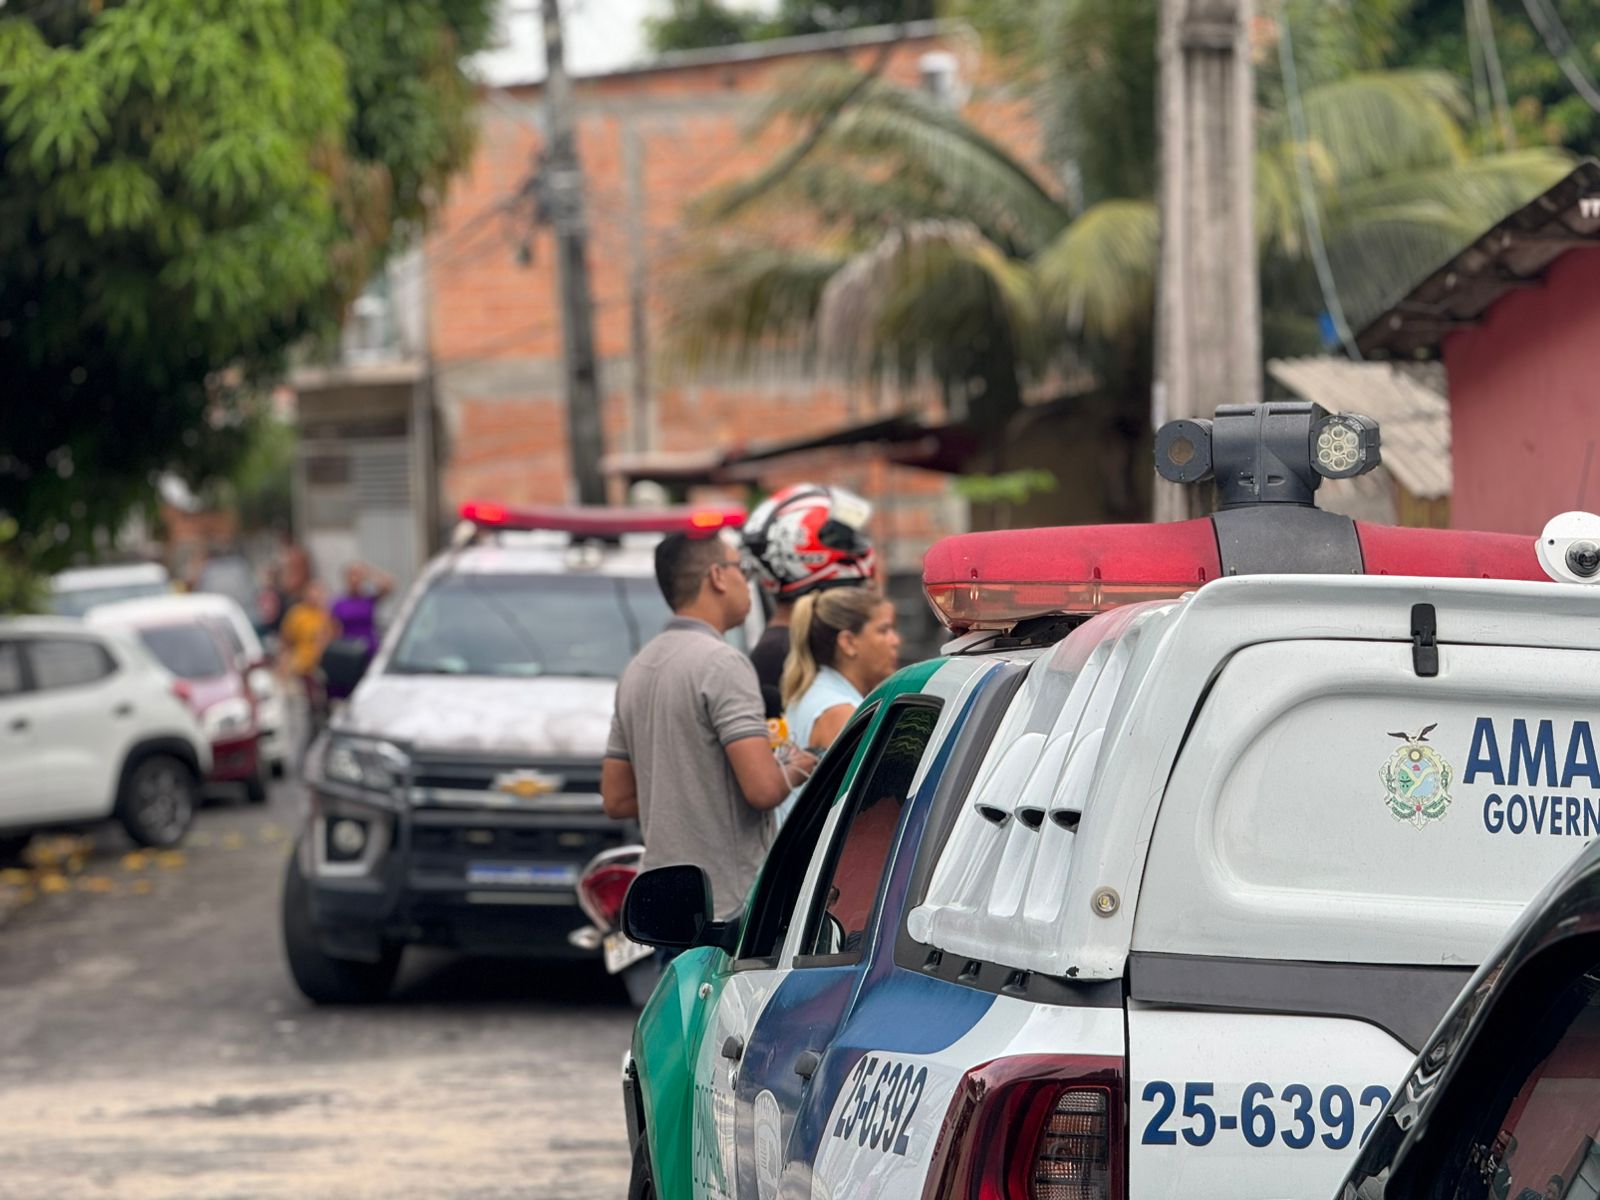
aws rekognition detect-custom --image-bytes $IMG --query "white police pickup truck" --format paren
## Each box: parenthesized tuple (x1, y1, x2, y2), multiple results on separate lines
(281, 501, 758, 1004)
(619, 403, 1600, 1200)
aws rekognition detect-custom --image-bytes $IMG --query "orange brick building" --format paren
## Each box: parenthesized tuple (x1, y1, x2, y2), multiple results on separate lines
(424, 21, 1045, 573)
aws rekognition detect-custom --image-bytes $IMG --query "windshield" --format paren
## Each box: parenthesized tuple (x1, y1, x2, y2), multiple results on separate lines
(51, 582, 169, 617)
(387, 573, 672, 679)
(137, 623, 227, 680)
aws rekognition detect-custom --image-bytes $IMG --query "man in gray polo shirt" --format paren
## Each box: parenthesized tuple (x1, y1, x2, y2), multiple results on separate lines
(601, 530, 812, 919)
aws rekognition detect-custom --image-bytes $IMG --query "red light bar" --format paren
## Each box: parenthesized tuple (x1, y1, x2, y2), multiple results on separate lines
(923, 519, 1219, 632)
(459, 501, 745, 538)
(1354, 522, 1544, 581)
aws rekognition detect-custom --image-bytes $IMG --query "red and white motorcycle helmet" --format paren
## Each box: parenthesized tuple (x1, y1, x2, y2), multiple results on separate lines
(742, 483, 878, 600)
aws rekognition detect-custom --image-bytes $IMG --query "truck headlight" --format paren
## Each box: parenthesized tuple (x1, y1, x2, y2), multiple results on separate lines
(322, 736, 409, 793)
(202, 697, 255, 741)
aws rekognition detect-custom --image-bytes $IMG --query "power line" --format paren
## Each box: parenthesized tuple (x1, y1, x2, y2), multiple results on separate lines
(1465, 0, 1494, 135)
(1521, 0, 1600, 113)
(433, 293, 624, 371)
(1277, 8, 1360, 360)
(1469, 0, 1518, 149)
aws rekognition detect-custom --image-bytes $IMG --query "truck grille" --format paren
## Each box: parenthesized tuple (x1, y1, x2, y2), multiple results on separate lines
(406, 754, 603, 810)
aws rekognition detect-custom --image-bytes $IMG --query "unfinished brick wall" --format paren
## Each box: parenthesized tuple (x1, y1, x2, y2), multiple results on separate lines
(428, 30, 1046, 565)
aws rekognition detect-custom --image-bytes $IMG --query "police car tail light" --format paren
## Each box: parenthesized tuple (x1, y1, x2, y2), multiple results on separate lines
(921, 1054, 1124, 1200)
(577, 862, 638, 929)
(459, 501, 745, 538)
(922, 520, 1219, 632)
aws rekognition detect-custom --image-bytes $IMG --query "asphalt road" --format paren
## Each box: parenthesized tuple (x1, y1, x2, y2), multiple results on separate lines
(0, 776, 637, 1200)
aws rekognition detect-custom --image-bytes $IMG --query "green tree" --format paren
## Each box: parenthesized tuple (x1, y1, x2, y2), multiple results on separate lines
(0, 0, 492, 574)
(1390, 0, 1600, 157)
(667, 0, 1568, 457)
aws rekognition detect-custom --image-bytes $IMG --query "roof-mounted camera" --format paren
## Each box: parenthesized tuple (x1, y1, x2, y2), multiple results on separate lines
(1536, 511, 1600, 584)
(1156, 402, 1382, 508)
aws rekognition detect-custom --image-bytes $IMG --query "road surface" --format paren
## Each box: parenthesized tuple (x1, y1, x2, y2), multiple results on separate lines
(0, 777, 636, 1199)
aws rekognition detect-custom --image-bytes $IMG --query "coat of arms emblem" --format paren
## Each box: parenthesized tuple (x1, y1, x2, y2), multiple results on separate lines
(1379, 724, 1454, 830)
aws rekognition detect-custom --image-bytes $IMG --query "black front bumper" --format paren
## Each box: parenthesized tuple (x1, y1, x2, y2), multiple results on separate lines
(307, 802, 636, 960)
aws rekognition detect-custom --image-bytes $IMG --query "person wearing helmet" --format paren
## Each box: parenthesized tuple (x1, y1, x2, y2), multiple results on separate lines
(741, 483, 878, 720)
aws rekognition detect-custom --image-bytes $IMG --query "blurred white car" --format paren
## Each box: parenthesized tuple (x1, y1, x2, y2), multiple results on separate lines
(86, 594, 290, 777)
(0, 617, 210, 857)
(49, 562, 171, 617)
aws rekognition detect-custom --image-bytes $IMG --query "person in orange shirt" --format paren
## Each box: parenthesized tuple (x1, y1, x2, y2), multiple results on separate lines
(279, 580, 335, 733)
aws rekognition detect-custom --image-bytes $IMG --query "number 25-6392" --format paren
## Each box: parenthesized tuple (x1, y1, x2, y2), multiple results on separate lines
(1139, 1081, 1392, 1150)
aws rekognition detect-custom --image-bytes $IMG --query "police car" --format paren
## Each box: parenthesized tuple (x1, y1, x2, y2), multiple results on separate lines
(281, 502, 759, 1004)
(1337, 839, 1600, 1200)
(618, 403, 1600, 1200)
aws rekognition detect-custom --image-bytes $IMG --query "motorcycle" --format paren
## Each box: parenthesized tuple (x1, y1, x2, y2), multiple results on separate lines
(567, 845, 658, 1007)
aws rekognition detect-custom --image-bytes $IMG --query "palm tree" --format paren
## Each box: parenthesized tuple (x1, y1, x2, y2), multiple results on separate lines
(665, 0, 1569, 495)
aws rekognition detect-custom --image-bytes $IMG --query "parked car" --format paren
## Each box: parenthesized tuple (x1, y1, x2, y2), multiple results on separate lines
(618, 402, 1600, 1200)
(280, 502, 763, 1005)
(0, 617, 208, 857)
(1338, 835, 1600, 1200)
(87, 594, 290, 778)
(49, 562, 170, 617)
(87, 609, 266, 805)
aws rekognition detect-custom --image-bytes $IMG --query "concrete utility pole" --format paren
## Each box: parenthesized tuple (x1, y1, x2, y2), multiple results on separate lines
(1153, 0, 1261, 521)
(540, 0, 607, 505)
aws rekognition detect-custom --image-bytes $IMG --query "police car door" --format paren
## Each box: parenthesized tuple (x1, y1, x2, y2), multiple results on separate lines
(689, 703, 884, 1200)
(732, 697, 944, 1200)
(1127, 637, 1600, 1199)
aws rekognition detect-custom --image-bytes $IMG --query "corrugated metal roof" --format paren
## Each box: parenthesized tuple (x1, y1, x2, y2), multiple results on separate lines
(1268, 357, 1451, 501)
(1356, 160, 1600, 360)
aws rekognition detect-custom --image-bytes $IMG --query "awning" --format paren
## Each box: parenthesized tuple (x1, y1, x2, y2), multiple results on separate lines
(1268, 357, 1451, 500)
(602, 414, 979, 486)
(1356, 160, 1600, 360)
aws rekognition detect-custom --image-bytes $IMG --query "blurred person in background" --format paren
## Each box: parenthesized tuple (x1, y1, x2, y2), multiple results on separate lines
(601, 530, 814, 921)
(280, 579, 334, 731)
(775, 587, 900, 824)
(326, 562, 392, 699)
(741, 483, 877, 720)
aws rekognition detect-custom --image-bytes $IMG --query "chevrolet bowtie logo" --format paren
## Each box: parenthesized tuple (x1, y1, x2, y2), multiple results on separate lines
(492, 771, 563, 799)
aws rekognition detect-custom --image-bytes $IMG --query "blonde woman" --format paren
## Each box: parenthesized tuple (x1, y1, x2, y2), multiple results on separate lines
(775, 588, 900, 822)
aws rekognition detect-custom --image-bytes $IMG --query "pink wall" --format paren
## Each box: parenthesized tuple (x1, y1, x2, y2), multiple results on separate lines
(1444, 246, 1600, 534)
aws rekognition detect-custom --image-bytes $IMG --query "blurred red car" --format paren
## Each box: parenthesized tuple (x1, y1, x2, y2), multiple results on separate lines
(94, 614, 266, 805)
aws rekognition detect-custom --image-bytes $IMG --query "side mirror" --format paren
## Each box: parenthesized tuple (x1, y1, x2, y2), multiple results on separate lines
(320, 638, 373, 694)
(623, 864, 737, 953)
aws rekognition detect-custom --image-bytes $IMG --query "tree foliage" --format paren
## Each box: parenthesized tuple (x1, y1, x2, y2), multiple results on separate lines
(1391, 0, 1600, 156)
(666, 0, 1571, 446)
(0, 0, 492, 573)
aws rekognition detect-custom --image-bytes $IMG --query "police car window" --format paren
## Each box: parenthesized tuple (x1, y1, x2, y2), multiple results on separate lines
(1451, 965, 1600, 1200)
(799, 702, 940, 965)
(388, 574, 668, 679)
(733, 709, 875, 967)
(0, 642, 24, 697)
(28, 638, 115, 690)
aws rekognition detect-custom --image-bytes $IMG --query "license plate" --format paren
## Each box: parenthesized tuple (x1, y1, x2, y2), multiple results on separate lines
(466, 862, 577, 888)
(603, 930, 653, 974)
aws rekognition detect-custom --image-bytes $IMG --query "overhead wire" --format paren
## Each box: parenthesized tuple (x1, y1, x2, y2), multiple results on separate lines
(1465, 0, 1495, 135)
(1469, 0, 1519, 149)
(1520, 0, 1600, 113)
(1276, 7, 1361, 360)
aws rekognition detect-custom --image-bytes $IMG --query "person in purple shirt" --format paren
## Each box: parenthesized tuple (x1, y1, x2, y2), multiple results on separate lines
(326, 562, 393, 697)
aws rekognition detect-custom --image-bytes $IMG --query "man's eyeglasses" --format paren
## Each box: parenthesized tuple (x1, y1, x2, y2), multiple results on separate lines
(708, 558, 750, 580)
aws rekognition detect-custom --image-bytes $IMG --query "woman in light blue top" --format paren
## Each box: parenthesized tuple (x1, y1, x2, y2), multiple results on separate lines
(774, 586, 900, 824)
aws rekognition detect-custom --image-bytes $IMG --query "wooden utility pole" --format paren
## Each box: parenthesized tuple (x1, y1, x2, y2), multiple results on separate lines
(1153, 0, 1261, 521)
(540, 0, 606, 505)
